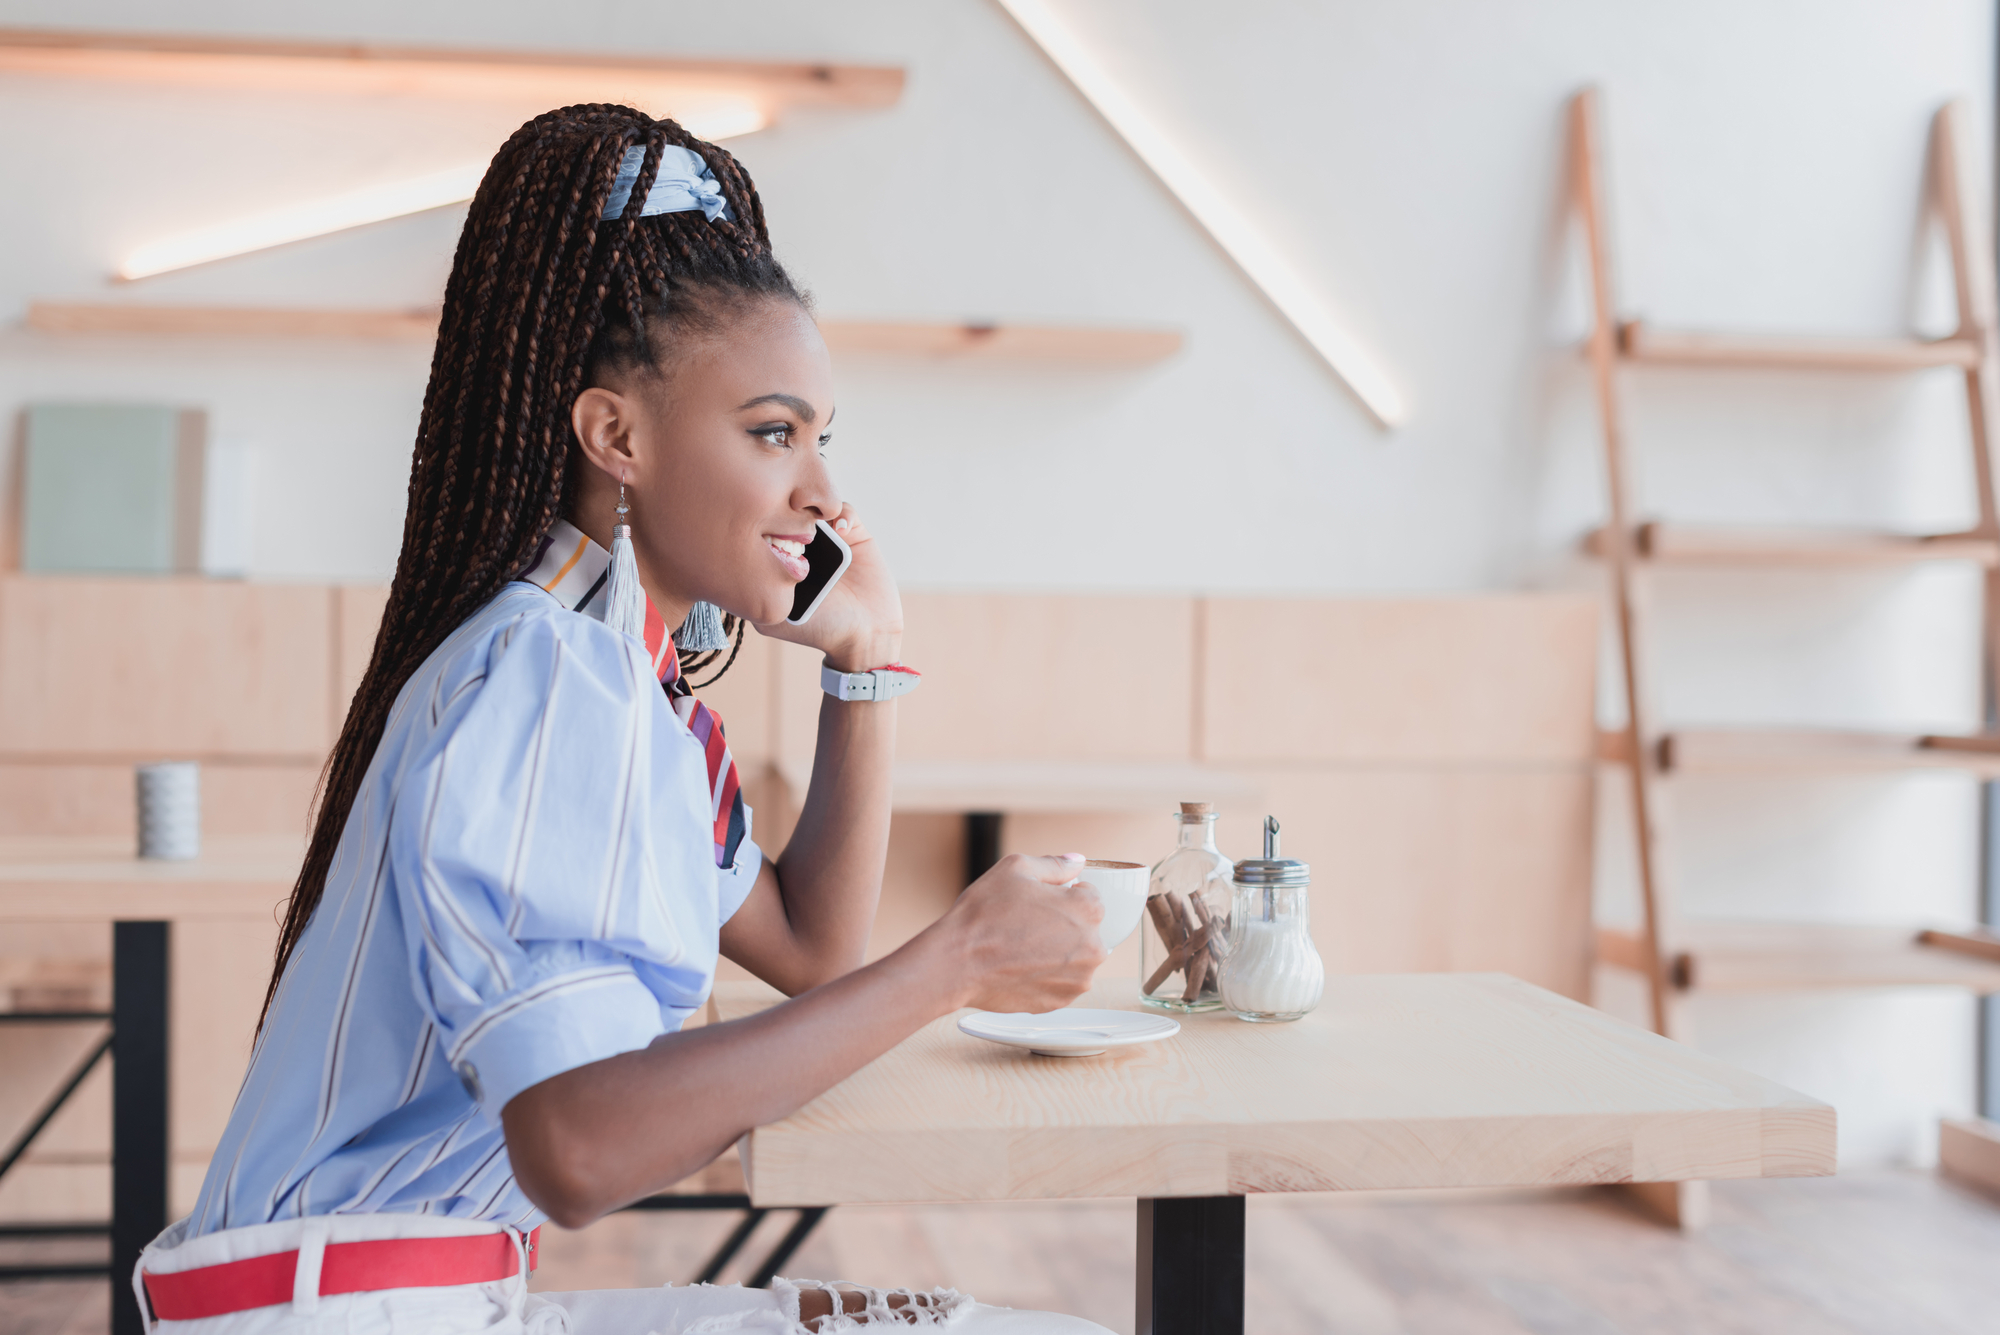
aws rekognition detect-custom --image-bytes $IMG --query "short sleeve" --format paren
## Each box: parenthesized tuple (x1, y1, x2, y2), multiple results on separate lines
(718, 834, 763, 926)
(386, 610, 722, 1122)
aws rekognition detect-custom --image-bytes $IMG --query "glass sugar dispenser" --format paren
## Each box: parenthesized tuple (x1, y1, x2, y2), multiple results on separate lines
(1218, 817, 1325, 1022)
(1140, 801, 1234, 1011)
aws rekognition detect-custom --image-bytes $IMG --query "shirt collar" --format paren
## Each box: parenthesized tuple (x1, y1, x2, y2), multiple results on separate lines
(520, 517, 679, 683)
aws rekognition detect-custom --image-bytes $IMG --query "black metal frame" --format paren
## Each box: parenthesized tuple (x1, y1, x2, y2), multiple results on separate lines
(110, 922, 170, 1335)
(0, 1020, 114, 1282)
(1137, 1196, 1245, 1335)
(618, 1194, 829, 1288)
(0, 921, 169, 1335)
(964, 812, 1004, 888)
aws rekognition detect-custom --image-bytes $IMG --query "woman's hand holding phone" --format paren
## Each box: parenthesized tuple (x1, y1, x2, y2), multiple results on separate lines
(753, 503, 903, 672)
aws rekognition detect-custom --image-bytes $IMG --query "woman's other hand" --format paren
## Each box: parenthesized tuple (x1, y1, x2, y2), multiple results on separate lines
(935, 853, 1108, 1013)
(754, 504, 903, 673)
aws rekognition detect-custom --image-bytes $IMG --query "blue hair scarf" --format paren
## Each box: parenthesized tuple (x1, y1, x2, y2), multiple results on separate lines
(601, 144, 735, 223)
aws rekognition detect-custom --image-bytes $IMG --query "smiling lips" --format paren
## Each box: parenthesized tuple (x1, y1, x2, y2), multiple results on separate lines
(767, 536, 810, 580)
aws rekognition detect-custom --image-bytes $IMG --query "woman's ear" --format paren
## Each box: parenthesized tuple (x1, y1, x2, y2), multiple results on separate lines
(571, 386, 638, 482)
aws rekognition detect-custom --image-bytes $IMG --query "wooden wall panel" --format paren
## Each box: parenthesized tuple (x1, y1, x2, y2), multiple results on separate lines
(0, 576, 333, 758)
(715, 808, 960, 982)
(173, 917, 279, 1174)
(1213, 769, 1596, 1000)
(865, 812, 962, 962)
(0, 761, 318, 837)
(203, 764, 319, 838)
(773, 636, 828, 779)
(332, 584, 389, 732)
(894, 594, 1196, 763)
(1200, 595, 1598, 764)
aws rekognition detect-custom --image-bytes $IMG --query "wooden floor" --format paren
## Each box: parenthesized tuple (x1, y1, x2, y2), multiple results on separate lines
(7, 1172, 1999, 1334)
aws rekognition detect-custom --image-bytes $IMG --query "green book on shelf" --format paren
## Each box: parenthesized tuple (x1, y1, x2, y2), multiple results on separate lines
(20, 403, 207, 574)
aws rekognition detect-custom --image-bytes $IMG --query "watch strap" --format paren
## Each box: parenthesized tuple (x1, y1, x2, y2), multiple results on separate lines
(821, 663, 922, 702)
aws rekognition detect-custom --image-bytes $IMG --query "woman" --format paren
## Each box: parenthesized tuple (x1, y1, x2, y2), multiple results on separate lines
(134, 105, 1112, 1334)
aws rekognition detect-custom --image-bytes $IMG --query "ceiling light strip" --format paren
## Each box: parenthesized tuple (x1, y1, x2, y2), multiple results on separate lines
(993, 0, 1404, 426)
(119, 165, 484, 281)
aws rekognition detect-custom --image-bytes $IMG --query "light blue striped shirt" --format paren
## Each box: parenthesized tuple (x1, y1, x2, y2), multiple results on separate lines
(190, 579, 763, 1235)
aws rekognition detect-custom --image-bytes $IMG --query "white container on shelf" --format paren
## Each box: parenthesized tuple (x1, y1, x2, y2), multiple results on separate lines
(137, 761, 200, 860)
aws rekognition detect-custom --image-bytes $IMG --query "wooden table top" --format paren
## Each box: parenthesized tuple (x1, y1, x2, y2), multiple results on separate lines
(719, 976, 1835, 1206)
(0, 835, 299, 921)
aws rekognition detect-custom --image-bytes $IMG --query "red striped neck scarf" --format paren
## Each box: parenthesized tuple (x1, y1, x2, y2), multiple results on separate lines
(517, 519, 747, 869)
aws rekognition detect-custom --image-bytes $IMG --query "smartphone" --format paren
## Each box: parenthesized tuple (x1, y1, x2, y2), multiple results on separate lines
(786, 519, 853, 625)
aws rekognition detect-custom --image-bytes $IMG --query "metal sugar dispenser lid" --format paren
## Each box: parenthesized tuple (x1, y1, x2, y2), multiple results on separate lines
(1232, 816, 1309, 893)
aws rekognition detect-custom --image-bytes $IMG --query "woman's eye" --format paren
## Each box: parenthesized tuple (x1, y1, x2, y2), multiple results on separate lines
(753, 425, 792, 447)
(817, 432, 833, 452)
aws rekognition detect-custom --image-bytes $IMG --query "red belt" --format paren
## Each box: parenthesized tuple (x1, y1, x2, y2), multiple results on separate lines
(142, 1226, 540, 1321)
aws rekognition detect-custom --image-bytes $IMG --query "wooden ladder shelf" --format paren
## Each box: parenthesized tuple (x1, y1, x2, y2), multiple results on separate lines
(1570, 88, 2000, 1220)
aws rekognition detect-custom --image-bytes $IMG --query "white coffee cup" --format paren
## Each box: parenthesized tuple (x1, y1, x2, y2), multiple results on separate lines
(1074, 859, 1148, 950)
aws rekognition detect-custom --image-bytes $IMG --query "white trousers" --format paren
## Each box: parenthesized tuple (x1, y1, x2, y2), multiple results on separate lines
(137, 1215, 1113, 1335)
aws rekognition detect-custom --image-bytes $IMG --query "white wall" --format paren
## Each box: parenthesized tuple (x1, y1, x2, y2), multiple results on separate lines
(0, 0, 1991, 1164)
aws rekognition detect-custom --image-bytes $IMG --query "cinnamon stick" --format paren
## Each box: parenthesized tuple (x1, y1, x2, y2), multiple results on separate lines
(1182, 947, 1209, 1001)
(1143, 892, 1192, 996)
(1143, 921, 1214, 996)
(1182, 894, 1212, 1000)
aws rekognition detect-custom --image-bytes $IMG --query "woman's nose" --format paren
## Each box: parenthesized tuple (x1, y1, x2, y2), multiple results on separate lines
(796, 455, 839, 519)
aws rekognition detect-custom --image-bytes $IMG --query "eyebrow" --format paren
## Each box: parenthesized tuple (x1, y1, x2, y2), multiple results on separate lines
(738, 393, 821, 424)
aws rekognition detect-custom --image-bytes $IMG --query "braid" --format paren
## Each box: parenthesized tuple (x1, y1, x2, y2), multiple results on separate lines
(262, 105, 803, 1024)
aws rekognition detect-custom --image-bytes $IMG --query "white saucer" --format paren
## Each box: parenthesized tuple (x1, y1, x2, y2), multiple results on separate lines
(958, 1007, 1182, 1057)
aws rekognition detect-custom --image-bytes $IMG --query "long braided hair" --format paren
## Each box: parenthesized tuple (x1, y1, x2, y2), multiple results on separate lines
(262, 104, 803, 1023)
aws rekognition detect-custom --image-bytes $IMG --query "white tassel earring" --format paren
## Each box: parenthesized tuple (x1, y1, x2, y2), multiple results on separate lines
(677, 600, 729, 652)
(603, 481, 647, 641)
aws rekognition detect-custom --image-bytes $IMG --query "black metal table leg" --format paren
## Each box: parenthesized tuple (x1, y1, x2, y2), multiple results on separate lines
(112, 921, 170, 1335)
(963, 812, 1003, 889)
(695, 1208, 768, 1284)
(1136, 1196, 1244, 1335)
(746, 1206, 829, 1289)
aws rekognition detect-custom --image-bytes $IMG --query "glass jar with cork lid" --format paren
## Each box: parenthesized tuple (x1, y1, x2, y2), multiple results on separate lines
(1140, 801, 1233, 1012)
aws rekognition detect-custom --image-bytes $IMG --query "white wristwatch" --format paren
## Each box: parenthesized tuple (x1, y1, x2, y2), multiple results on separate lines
(821, 663, 922, 702)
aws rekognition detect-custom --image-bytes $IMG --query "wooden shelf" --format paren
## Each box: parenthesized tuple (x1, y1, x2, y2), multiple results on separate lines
(1584, 522, 2000, 567)
(1598, 921, 2000, 993)
(0, 26, 902, 114)
(820, 321, 1183, 362)
(1656, 728, 2000, 777)
(1918, 926, 2000, 964)
(23, 302, 1184, 363)
(26, 302, 440, 341)
(1617, 320, 1980, 371)
(1940, 1116, 2000, 1197)
(0, 834, 301, 923)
